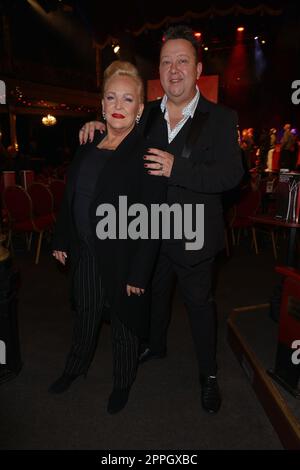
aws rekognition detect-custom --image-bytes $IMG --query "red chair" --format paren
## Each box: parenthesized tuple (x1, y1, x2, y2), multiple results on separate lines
(258, 176, 278, 216)
(2, 171, 16, 189)
(49, 179, 66, 217)
(3, 185, 54, 264)
(28, 182, 55, 222)
(231, 186, 280, 258)
(230, 188, 261, 253)
(20, 170, 35, 191)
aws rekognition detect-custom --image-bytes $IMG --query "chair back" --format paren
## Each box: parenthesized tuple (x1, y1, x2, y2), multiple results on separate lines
(2, 171, 16, 188)
(20, 170, 35, 190)
(3, 185, 33, 222)
(235, 188, 261, 218)
(49, 179, 66, 213)
(258, 176, 279, 215)
(28, 182, 54, 217)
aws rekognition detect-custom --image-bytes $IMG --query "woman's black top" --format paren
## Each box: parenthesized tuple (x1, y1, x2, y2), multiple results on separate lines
(72, 147, 113, 239)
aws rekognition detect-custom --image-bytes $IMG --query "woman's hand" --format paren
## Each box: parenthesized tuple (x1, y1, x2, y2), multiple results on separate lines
(53, 250, 68, 265)
(126, 285, 145, 296)
(143, 148, 174, 177)
(79, 121, 106, 144)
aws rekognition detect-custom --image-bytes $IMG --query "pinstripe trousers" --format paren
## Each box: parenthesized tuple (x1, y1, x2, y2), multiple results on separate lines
(64, 239, 139, 389)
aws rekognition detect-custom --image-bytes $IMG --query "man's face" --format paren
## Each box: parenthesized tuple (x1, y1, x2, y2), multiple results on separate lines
(159, 39, 202, 105)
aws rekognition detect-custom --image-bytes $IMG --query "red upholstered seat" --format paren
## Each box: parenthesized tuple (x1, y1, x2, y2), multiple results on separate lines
(230, 186, 278, 258)
(229, 188, 262, 253)
(3, 185, 54, 264)
(28, 182, 55, 223)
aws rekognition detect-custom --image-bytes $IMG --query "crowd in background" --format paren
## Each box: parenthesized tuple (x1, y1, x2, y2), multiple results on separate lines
(240, 123, 300, 175)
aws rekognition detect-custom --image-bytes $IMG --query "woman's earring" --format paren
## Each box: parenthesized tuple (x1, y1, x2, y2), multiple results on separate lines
(102, 111, 106, 121)
(136, 114, 140, 124)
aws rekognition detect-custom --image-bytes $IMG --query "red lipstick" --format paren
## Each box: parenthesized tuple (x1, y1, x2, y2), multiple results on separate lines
(112, 113, 125, 119)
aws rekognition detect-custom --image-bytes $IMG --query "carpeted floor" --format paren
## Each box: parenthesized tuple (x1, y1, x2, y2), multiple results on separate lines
(0, 233, 288, 450)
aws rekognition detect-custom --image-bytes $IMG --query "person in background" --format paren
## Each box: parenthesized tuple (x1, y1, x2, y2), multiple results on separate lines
(280, 123, 295, 170)
(267, 128, 277, 172)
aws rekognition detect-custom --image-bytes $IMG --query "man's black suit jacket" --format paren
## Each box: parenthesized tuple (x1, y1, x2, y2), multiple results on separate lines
(140, 95, 244, 264)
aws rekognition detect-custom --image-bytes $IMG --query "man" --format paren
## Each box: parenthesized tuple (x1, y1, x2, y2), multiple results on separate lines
(266, 128, 277, 171)
(280, 123, 296, 170)
(80, 25, 243, 413)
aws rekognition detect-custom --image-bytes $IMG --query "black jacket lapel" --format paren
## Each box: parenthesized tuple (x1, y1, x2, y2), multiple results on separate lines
(181, 105, 209, 159)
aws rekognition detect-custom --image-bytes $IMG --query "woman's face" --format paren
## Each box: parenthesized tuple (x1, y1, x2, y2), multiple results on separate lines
(102, 75, 143, 133)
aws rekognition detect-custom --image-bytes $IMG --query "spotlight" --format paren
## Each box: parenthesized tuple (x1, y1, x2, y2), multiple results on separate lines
(113, 45, 120, 54)
(254, 36, 259, 40)
(204, 47, 208, 51)
(237, 26, 245, 32)
(194, 32, 202, 40)
(261, 40, 266, 44)
(42, 114, 57, 126)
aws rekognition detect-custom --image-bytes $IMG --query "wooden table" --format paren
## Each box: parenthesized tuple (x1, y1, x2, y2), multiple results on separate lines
(250, 214, 300, 267)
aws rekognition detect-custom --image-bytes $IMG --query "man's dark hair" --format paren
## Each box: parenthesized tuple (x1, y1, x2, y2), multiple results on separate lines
(161, 25, 200, 62)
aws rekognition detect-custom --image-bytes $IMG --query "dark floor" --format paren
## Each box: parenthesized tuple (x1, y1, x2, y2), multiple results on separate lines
(0, 232, 292, 450)
(235, 306, 300, 422)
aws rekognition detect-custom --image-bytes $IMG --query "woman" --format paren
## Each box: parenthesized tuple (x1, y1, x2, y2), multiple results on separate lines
(49, 61, 166, 414)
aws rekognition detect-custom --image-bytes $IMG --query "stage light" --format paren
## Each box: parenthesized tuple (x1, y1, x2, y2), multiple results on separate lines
(204, 47, 208, 51)
(42, 114, 57, 126)
(261, 40, 266, 44)
(254, 36, 259, 40)
(237, 26, 245, 32)
(194, 32, 202, 40)
(113, 45, 120, 54)
(255, 36, 266, 79)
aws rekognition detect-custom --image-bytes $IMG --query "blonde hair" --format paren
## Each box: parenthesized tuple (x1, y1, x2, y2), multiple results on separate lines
(103, 60, 144, 102)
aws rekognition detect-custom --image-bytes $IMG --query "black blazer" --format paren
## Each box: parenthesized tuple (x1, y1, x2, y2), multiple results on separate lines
(53, 128, 167, 337)
(141, 95, 244, 264)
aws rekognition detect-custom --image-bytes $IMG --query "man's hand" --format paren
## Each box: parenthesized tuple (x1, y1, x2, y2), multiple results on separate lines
(126, 285, 145, 296)
(79, 121, 106, 145)
(53, 250, 68, 265)
(143, 148, 174, 177)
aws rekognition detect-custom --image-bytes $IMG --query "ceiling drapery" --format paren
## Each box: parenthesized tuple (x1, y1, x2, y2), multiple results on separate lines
(90, 2, 283, 48)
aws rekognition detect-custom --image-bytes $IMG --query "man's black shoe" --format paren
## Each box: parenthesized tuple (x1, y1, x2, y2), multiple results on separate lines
(48, 373, 81, 394)
(107, 388, 130, 414)
(138, 347, 166, 364)
(200, 375, 221, 413)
